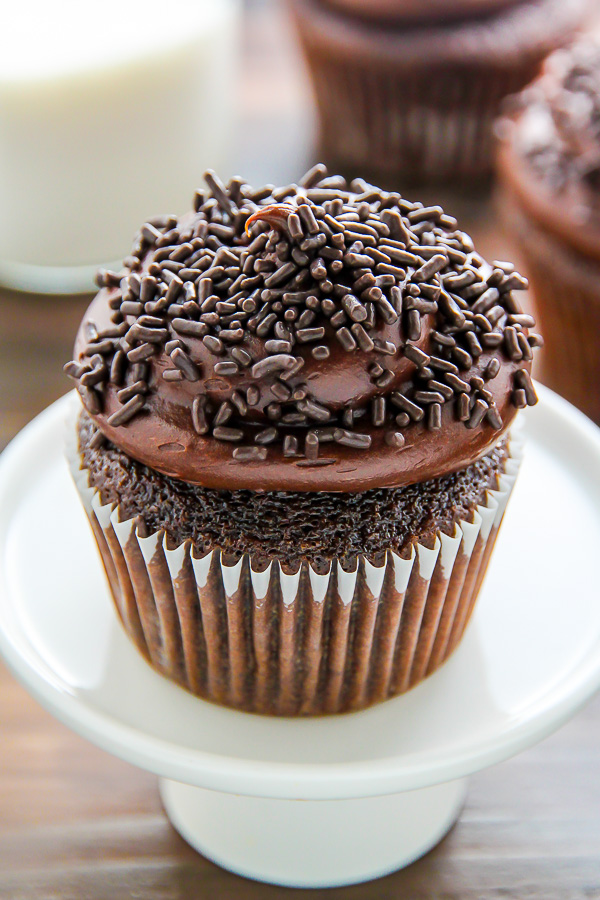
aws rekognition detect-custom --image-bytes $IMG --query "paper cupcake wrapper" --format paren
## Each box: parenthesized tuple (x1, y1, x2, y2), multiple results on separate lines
(313, 63, 528, 183)
(290, 2, 558, 182)
(66, 424, 523, 715)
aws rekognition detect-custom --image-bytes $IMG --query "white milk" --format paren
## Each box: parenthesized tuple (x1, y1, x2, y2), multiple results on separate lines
(0, 0, 241, 292)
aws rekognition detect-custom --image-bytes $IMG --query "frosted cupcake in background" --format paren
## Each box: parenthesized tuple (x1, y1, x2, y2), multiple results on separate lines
(65, 166, 539, 716)
(288, 0, 589, 186)
(496, 39, 600, 424)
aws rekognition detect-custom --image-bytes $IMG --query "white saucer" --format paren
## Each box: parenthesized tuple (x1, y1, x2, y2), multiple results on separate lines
(1, 386, 599, 887)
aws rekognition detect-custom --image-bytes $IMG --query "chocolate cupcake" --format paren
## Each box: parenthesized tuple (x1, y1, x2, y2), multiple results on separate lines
(496, 39, 600, 424)
(288, 0, 588, 185)
(65, 166, 538, 715)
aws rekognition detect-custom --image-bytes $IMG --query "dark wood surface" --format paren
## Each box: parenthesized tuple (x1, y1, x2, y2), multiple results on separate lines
(1, 1, 599, 897)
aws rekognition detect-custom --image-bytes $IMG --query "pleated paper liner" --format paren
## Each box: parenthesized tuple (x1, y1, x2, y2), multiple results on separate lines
(309, 57, 529, 184)
(67, 426, 523, 716)
(289, 0, 578, 183)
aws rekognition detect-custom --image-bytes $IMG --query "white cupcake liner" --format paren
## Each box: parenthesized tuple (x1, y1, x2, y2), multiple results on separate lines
(66, 418, 523, 715)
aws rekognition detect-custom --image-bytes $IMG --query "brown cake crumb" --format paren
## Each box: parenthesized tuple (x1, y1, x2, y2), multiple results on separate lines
(78, 411, 507, 571)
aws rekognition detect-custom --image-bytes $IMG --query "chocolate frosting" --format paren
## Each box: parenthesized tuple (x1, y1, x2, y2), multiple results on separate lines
(497, 39, 600, 262)
(325, 0, 522, 26)
(67, 168, 538, 492)
(292, 0, 588, 66)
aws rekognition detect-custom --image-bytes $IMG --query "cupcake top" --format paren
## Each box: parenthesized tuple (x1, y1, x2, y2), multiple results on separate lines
(497, 38, 600, 259)
(66, 167, 538, 492)
(325, 0, 521, 26)
(292, 0, 587, 66)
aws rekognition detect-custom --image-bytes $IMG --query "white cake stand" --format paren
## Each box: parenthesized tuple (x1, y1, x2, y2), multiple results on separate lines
(1, 386, 600, 889)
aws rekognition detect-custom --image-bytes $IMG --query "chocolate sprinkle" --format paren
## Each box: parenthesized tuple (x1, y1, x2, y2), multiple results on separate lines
(232, 446, 268, 462)
(106, 394, 145, 427)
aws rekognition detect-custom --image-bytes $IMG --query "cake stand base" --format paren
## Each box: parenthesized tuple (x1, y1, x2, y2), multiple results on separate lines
(160, 777, 467, 888)
(2, 388, 600, 889)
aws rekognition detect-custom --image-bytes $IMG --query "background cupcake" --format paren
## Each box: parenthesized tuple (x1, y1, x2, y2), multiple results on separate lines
(288, 0, 589, 186)
(65, 167, 538, 715)
(496, 38, 600, 424)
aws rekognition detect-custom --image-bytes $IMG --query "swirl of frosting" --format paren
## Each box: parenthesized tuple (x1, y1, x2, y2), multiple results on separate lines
(292, 0, 587, 69)
(324, 0, 522, 25)
(67, 167, 538, 492)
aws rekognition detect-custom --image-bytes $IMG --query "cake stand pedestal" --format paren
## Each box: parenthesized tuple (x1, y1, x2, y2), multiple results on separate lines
(1, 387, 600, 888)
(159, 777, 467, 887)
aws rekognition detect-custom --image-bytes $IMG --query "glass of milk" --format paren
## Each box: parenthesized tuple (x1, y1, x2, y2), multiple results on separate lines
(0, 0, 241, 293)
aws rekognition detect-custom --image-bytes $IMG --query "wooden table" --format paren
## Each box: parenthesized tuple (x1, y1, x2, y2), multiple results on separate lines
(1, 1, 599, 896)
